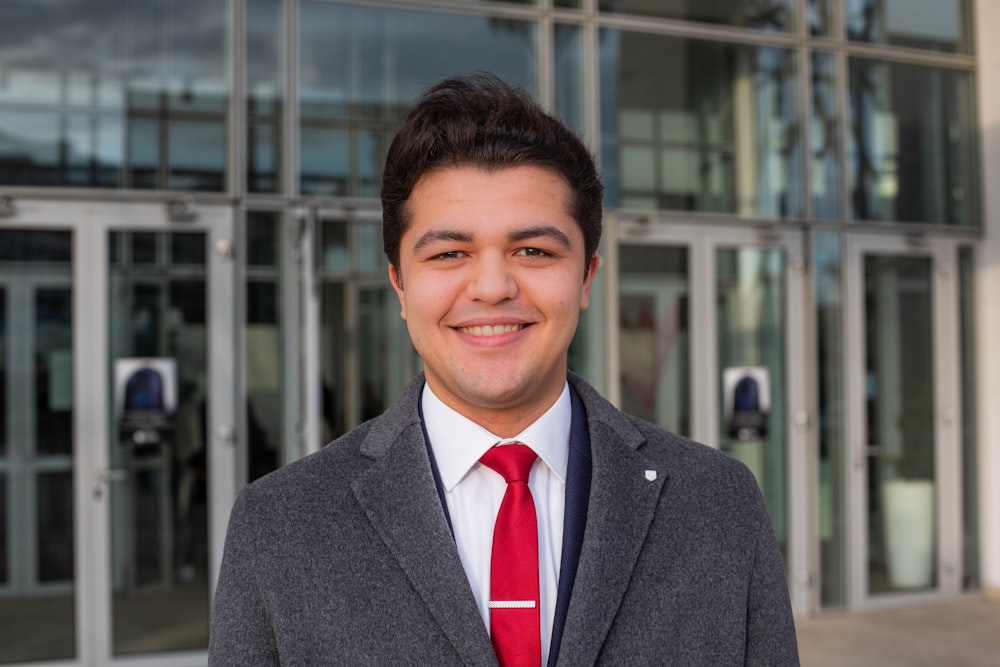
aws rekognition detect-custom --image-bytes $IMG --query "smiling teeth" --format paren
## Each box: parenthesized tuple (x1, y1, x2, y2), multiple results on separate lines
(458, 324, 525, 336)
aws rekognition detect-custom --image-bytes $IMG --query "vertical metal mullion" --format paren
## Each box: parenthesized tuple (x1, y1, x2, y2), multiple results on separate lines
(934, 241, 964, 595)
(537, 2, 553, 110)
(281, 209, 304, 468)
(302, 207, 322, 456)
(76, 219, 110, 665)
(784, 230, 814, 615)
(207, 206, 239, 599)
(692, 231, 716, 448)
(842, 234, 866, 608)
(284, 0, 301, 198)
(603, 212, 621, 405)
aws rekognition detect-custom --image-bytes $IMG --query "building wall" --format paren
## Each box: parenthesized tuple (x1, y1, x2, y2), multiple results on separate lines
(974, 0, 1000, 599)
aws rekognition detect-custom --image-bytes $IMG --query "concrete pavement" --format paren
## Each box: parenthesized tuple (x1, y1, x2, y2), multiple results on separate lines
(795, 596, 1000, 666)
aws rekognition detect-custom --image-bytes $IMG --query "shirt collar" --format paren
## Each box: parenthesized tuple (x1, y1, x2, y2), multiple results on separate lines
(422, 381, 572, 492)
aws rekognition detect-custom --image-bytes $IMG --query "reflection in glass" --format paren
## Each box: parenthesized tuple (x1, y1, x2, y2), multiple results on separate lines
(959, 247, 979, 590)
(811, 53, 840, 219)
(167, 119, 226, 191)
(619, 245, 690, 436)
(716, 247, 787, 560)
(0, 230, 75, 663)
(599, 0, 794, 31)
(37, 471, 74, 582)
(107, 231, 210, 654)
(247, 0, 284, 193)
(809, 0, 834, 36)
(318, 218, 417, 446)
(246, 212, 285, 482)
(849, 59, 976, 225)
(0, 0, 228, 190)
(847, 0, 972, 54)
(555, 24, 584, 137)
(298, 2, 536, 197)
(35, 289, 73, 457)
(814, 232, 846, 607)
(600, 30, 800, 217)
(864, 255, 935, 594)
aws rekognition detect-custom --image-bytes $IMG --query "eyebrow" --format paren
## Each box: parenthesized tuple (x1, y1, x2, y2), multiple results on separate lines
(411, 225, 574, 252)
(412, 229, 474, 252)
(508, 225, 574, 249)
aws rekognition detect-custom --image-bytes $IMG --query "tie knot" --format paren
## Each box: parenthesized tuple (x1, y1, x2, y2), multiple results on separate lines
(480, 443, 537, 483)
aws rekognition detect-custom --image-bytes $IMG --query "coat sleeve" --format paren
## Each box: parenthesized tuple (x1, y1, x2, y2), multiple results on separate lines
(743, 479, 801, 666)
(208, 488, 280, 666)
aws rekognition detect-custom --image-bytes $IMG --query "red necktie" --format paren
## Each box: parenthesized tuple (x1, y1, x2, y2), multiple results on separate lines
(480, 444, 541, 667)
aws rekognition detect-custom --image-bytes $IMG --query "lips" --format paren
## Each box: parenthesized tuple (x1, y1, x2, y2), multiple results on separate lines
(455, 323, 527, 337)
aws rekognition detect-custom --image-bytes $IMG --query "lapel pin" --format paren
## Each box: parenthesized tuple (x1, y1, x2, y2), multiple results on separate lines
(645, 470, 657, 482)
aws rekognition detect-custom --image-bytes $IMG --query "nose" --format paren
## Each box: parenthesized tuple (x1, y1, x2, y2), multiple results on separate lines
(466, 252, 517, 304)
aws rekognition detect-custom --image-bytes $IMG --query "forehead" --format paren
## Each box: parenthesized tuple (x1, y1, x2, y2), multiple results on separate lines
(404, 165, 577, 230)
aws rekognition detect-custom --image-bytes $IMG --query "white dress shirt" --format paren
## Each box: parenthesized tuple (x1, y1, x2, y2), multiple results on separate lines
(422, 382, 571, 666)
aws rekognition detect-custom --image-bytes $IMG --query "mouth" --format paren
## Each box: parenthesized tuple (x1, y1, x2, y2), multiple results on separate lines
(455, 323, 527, 337)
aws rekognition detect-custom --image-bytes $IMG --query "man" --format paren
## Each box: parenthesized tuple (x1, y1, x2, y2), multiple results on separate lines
(209, 73, 799, 666)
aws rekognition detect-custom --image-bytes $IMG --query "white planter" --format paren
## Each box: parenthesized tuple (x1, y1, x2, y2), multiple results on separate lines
(882, 479, 935, 589)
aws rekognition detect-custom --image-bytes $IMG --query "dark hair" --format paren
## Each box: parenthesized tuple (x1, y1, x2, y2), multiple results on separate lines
(381, 73, 603, 274)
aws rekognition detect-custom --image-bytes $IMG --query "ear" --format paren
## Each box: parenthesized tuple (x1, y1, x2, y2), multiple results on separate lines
(579, 254, 600, 311)
(389, 264, 407, 320)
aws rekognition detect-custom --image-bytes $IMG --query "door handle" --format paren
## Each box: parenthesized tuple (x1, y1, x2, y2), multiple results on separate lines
(93, 468, 128, 499)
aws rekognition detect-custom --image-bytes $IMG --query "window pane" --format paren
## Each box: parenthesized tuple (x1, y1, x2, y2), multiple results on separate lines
(810, 0, 834, 36)
(555, 24, 584, 137)
(35, 288, 73, 457)
(37, 471, 74, 581)
(0, 0, 229, 191)
(814, 232, 846, 608)
(717, 247, 788, 563)
(108, 230, 210, 655)
(299, 2, 536, 197)
(864, 256, 936, 594)
(601, 30, 800, 217)
(848, 59, 977, 225)
(0, 231, 72, 263)
(812, 52, 840, 219)
(247, 211, 279, 266)
(599, 0, 794, 32)
(847, 0, 972, 54)
(170, 233, 206, 266)
(167, 119, 226, 192)
(247, 0, 283, 193)
(619, 245, 690, 436)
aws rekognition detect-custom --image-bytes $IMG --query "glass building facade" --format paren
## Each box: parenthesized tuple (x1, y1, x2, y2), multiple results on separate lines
(1, 1, 997, 664)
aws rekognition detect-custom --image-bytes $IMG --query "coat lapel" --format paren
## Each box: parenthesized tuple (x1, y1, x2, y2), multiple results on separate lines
(350, 376, 497, 666)
(557, 376, 668, 666)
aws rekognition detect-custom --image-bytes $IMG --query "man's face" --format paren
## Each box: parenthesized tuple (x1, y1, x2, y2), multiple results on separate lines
(390, 165, 598, 437)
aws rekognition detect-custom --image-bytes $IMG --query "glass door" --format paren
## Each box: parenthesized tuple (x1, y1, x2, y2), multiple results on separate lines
(305, 208, 418, 451)
(104, 228, 213, 657)
(0, 201, 237, 667)
(613, 217, 810, 614)
(94, 206, 238, 665)
(0, 230, 76, 664)
(845, 234, 964, 606)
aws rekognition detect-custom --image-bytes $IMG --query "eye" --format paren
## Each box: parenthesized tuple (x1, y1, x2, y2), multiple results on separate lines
(431, 250, 466, 260)
(516, 247, 552, 258)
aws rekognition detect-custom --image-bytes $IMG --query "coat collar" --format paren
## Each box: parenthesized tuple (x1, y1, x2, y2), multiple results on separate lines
(352, 373, 497, 664)
(558, 374, 669, 666)
(351, 372, 669, 666)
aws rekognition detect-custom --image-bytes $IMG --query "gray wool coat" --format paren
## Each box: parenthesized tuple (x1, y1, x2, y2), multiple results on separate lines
(209, 373, 799, 666)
